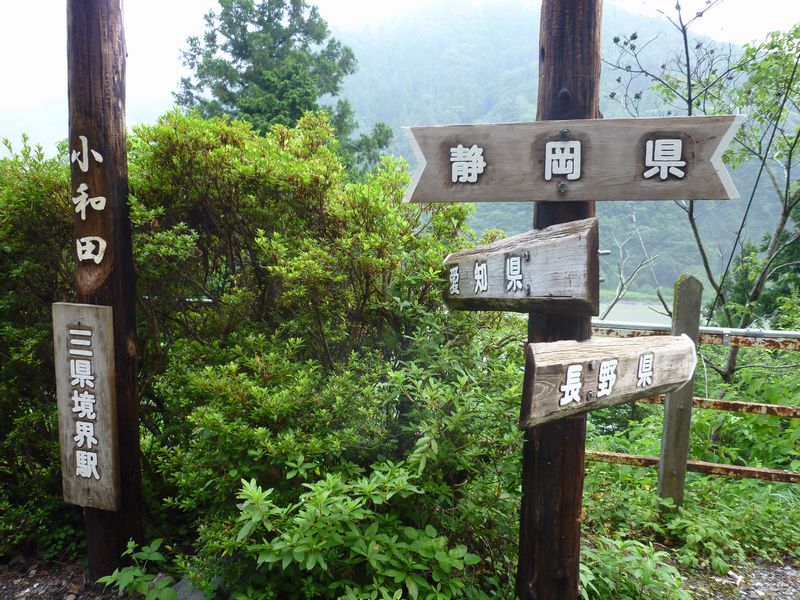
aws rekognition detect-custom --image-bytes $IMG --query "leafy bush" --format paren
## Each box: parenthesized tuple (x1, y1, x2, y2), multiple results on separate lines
(0, 137, 82, 557)
(580, 535, 691, 600)
(3, 110, 798, 600)
(98, 539, 177, 600)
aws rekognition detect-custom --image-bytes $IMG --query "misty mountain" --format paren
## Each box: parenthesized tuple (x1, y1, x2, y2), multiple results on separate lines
(331, 0, 778, 296)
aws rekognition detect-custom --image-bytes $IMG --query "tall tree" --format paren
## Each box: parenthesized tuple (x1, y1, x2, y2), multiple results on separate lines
(607, 8, 800, 382)
(176, 0, 357, 132)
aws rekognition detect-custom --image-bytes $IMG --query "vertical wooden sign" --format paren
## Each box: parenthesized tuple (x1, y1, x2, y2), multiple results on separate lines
(53, 303, 120, 511)
(67, 0, 141, 577)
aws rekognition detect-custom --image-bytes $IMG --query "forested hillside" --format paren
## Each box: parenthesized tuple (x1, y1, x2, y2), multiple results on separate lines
(332, 1, 780, 296)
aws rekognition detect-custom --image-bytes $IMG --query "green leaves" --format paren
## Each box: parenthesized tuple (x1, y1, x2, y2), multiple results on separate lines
(176, 0, 356, 130)
(98, 539, 177, 600)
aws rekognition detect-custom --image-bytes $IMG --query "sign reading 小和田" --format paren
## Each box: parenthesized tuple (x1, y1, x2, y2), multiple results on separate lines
(53, 302, 119, 511)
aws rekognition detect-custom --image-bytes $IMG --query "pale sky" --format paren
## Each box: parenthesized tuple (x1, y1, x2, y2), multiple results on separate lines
(1, 0, 797, 155)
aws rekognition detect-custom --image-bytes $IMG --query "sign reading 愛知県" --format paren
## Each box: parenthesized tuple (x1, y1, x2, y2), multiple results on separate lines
(404, 115, 742, 203)
(53, 302, 119, 511)
(520, 334, 697, 428)
(444, 218, 599, 315)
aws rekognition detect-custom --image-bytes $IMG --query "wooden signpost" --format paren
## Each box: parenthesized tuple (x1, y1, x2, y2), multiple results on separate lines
(520, 335, 697, 428)
(404, 115, 742, 204)
(443, 218, 599, 314)
(59, 0, 142, 577)
(400, 0, 742, 598)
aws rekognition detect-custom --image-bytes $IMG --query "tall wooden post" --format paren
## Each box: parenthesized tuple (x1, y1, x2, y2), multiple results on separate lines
(658, 275, 703, 507)
(517, 1, 602, 598)
(67, 0, 142, 577)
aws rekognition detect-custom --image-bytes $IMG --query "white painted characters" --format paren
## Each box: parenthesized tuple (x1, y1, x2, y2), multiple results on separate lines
(74, 421, 98, 449)
(66, 326, 102, 480)
(596, 359, 618, 398)
(449, 265, 460, 296)
(559, 364, 583, 406)
(545, 140, 581, 181)
(505, 255, 523, 292)
(644, 139, 686, 180)
(72, 183, 107, 220)
(76, 236, 107, 264)
(71, 390, 97, 420)
(70, 134, 108, 265)
(637, 353, 655, 387)
(75, 450, 100, 480)
(70, 135, 103, 173)
(473, 261, 488, 294)
(69, 358, 95, 389)
(450, 144, 486, 183)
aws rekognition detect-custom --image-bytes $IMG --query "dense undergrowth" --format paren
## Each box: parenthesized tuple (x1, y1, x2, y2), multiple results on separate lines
(1, 112, 798, 598)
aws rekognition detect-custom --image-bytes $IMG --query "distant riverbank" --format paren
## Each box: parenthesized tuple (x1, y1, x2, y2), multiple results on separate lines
(597, 300, 671, 324)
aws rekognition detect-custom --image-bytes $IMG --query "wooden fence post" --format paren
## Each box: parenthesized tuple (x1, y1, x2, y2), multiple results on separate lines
(517, 1, 602, 598)
(658, 274, 703, 507)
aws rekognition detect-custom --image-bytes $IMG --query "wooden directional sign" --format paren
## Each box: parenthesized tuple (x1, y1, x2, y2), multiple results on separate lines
(444, 218, 599, 315)
(519, 334, 696, 429)
(404, 115, 743, 204)
(53, 302, 120, 511)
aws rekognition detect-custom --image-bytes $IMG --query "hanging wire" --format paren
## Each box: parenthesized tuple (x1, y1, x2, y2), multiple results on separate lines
(704, 53, 800, 326)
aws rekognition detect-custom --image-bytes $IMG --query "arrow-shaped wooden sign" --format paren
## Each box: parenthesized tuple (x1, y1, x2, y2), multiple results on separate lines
(404, 115, 743, 204)
(520, 334, 697, 428)
(444, 218, 599, 315)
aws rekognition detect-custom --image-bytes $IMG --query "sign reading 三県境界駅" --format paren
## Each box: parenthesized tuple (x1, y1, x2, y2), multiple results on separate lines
(519, 335, 697, 428)
(404, 115, 743, 204)
(53, 302, 119, 511)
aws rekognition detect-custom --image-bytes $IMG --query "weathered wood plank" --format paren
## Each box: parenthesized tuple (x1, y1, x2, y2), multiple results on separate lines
(658, 275, 703, 507)
(520, 335, 697, 428)
(404, 115, 742, 204)
(443, 218, 599, 314)
(586, 451, 800, 484)
(53, 303, 119, 511)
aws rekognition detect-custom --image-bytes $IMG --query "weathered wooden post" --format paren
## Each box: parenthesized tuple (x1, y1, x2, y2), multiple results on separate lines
(517, 1, 602, 598)
(60, 0, 142, 577)
(403, 3, 740, 595)
(658, 274, 703, 507)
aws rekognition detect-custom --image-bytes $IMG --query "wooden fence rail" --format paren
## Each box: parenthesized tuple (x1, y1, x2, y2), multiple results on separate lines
(585, 291, 800, 499)
(586, 451, 800, 484)
(638, 395, 800, 419)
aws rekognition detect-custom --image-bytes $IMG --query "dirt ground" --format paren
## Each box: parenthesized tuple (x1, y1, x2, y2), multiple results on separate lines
(1, 555, 799, 599)
(0, 558, 117, 599)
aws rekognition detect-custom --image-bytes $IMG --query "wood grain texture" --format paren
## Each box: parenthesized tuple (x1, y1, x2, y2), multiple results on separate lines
(404, 116, 741, 203)
(443, 218, 599, 314)
(517, 1, 601, 598)
(53, 303, 119, 511)
(68, 0, 141, 577)
(520, 335, 697, 428)
(658, 275, 703, 507)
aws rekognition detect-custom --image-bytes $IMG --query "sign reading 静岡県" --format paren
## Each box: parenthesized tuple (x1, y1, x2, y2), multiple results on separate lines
(520, 334, 697, 428)
(404, 115, 743, 204)
(53, 302, 119, 511)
